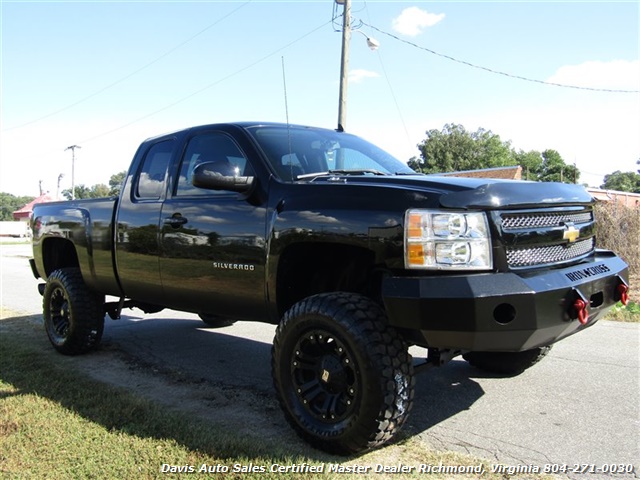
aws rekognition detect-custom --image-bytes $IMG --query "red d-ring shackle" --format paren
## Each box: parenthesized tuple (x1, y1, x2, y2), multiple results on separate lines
(573, 299, 589, 325)
(617, 284, 629, 306)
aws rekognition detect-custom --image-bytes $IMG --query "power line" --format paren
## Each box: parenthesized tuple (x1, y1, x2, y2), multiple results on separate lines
(361, 1, 414, 153)
(73, 19, 333, 145)
(3, 1, 254, 132)
(362, 22, 640, 94)
(6, 18, 333, 166)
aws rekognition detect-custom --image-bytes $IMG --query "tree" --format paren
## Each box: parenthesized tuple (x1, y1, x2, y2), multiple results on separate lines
(538, 149, 579, 183)
(60, 170, 126, 199)
(513, 150, 542, 181)
(409, 124, 515, 174)
(600, 171, 640, 193)
(513, 149, 580, 183)
(0, 193, 35, 221)
(409, 123, 581, 184)
(109, 171, 127, 196)
(62, 183, 111, 200)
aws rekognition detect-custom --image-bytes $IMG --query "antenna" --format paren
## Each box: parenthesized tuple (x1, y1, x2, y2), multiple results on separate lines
(281, 56, 294, 181)
(281, 56, 290, 127)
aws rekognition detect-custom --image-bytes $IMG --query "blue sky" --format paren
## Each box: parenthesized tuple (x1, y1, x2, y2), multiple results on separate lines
(1, 1, 638, 197)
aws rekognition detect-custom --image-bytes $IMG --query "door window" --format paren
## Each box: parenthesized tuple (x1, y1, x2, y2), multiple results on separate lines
(135, 140, 174, 199)
(175, 133, 254, 196)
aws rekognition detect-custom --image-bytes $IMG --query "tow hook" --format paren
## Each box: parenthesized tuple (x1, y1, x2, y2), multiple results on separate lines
(573, 299, 589, 325)
(570, 289, 589, 325)
(615, 276, 630, 306)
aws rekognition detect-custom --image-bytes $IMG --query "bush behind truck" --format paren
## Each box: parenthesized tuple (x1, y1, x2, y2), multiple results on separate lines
(29, 122, 630, 454)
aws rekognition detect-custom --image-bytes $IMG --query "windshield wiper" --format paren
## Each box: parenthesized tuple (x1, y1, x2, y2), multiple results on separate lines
(296, 169, 388, 180)
(331, 169, 387, 176)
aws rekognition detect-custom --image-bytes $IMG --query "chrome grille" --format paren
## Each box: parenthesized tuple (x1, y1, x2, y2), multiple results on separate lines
(501, 211, 593, 230)
(499, 207, 596, 269)
(506, 238, 595, 268)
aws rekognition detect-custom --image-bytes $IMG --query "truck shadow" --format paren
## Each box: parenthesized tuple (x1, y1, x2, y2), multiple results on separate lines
(1, 312, 487, 463)
(407, 359, 486, 437)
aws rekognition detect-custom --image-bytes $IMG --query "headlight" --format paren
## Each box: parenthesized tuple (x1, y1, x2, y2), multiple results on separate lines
(404, 209, 493, 270)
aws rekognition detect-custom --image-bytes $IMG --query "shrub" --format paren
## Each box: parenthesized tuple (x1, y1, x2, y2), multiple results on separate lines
(594, 201, 639, 278)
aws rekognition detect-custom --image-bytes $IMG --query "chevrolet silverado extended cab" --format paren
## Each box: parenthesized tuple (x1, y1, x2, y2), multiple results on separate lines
(30, 122, 630, 454)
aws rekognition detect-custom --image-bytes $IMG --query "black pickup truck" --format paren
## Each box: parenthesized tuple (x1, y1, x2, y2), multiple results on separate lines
(30, 122, 630, 454)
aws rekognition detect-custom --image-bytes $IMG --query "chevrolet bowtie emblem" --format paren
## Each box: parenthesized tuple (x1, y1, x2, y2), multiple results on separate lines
(563, 225, 580, 243)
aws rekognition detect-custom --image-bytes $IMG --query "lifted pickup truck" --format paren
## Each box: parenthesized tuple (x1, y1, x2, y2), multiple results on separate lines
(30, 122, 630, 454)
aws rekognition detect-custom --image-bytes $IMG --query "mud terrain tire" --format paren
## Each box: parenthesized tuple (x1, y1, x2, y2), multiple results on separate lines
(272, 292, 414, 455)
(43, 268, 105, 355)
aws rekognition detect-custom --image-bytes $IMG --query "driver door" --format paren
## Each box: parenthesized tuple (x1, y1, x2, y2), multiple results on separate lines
(159, 131, 266, 320)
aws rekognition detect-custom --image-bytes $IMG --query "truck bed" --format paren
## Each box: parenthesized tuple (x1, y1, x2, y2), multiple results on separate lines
(31, 196, 121, 296)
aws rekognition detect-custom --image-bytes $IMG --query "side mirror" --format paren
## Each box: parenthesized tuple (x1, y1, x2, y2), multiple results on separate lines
(192, 162, 254, 193)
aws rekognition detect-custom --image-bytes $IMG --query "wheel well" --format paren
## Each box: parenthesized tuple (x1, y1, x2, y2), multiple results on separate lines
(275, 243, 379, 317)
(42, 238, 80, 277)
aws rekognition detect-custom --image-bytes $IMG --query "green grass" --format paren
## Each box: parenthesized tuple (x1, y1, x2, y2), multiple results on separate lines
(1, 314, 550, 480)
(606, 301, 640, 322)
(0, 319, 317, 479)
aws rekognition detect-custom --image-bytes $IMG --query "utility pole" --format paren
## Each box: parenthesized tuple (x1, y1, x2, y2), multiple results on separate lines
(337, 0, 351, 132)
(65, 145, 81, 200)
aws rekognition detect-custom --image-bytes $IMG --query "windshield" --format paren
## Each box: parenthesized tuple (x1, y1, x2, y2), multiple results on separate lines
(245, 125, 415, 181)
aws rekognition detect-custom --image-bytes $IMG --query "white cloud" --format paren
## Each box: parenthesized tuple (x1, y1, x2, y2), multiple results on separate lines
(298, 211, 339, 224)
(547, 59, 640, 91)
(392, 7, 445, 37)
(348, 69, 379, 84)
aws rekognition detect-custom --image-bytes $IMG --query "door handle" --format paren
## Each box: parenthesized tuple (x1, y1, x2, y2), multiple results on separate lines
(164, 214, 188, 227)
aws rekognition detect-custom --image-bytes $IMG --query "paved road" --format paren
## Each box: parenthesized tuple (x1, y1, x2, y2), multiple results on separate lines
(2, 243, 639, 479)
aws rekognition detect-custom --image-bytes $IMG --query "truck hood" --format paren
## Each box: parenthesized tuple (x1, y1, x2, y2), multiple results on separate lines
(324, 174, 594, 209)
(437, 178, 593, 209)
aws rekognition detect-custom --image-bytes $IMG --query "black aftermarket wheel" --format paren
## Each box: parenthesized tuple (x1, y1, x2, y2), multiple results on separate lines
(43, 268, 105, 355)
(272, 292, 414, 455)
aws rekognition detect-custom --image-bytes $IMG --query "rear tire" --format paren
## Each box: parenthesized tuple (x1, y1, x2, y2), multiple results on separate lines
(272, 292, 414, 454)
(43, 268, 105, 355)
(463, 346, 552, 375)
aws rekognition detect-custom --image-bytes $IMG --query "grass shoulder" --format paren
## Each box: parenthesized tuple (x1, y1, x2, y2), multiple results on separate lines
(0, 314, 556, 480)
(606, 301, 640, 322)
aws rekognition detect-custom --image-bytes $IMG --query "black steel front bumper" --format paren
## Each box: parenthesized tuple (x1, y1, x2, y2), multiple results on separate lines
(382, 251, 629, 352)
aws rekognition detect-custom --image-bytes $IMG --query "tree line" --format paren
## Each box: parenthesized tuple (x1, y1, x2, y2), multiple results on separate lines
(408, 123, 640, 190)
(0, 172, 126, 221)
(59, 171, 127, 201)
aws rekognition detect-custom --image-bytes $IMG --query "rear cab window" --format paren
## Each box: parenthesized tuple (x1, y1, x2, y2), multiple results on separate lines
(135, 140, 175, 200)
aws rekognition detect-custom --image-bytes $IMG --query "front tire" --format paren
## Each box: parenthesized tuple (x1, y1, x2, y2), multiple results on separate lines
(463, 346, 553, 375)
(272, 293, 414, 455)
(43, 268, 105, 355)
